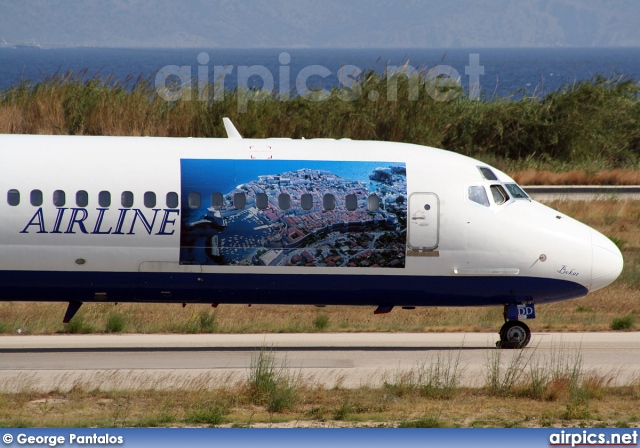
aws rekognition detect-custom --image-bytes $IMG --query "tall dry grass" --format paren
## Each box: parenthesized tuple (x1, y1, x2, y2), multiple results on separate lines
(0, 282, 636, 335)
(514, 169, 640, 185)
(2, 72, 640, 171)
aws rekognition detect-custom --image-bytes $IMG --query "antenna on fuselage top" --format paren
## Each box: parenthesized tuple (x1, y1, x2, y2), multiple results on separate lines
(223, 117, 242, 139)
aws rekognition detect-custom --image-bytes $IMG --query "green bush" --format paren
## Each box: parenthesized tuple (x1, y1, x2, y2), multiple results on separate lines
(197, 310, 217, 333)
(185, 405, 227, 426)
(313, 314, 329, 331)
(184, 310, 217, 333)
(611, 315, 635, 331)
(64, 315, 94, 334)
(333, 399, 351, 420)
(105, 312, 126, 333)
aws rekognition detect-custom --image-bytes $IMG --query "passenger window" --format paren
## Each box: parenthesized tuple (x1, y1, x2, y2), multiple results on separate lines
(99, 191, 111, 207)
(367, 194, 380, 211)
(144, 191, 156, 208)
(345, 194, 358, 211)
(278, 193, 291, 210)
(234, 192, 246, 209)
(166, 192, 179, 208)
(30, 190, 43, 206)
(188, 192, 201, 209)
(121, 191, 134, 208)
(301, 193, 313, 210)
(490, 185, 509, 205)
(76, 190, 88, 207)
(7, 189, 20, 206)
(211, 192, 224, 208)
(323, 194, 335, 211)
(256, 193, 268, 210)
(468, 186, 490, 207)
(478, 167, 498, 181)
(53, 190, 66, 207)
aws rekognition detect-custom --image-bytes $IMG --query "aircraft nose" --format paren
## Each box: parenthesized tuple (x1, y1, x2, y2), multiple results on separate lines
(590, 230, 624, 292)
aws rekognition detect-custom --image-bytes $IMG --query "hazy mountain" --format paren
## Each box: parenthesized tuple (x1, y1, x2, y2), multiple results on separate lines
(1, 0, 638, 48)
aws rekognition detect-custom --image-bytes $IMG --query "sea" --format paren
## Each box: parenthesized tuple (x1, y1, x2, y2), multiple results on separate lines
(0, 47, 639, 99)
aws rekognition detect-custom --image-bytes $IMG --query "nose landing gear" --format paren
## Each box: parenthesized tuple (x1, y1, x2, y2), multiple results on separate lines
(496, 304, 534, 349)
(496, 320, 531, 349)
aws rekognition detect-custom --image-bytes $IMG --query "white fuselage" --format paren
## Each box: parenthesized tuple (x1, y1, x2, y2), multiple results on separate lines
(0, 134, 623, 309)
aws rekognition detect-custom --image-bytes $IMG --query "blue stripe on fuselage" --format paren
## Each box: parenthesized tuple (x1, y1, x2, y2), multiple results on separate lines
(0, 271, 588, 307)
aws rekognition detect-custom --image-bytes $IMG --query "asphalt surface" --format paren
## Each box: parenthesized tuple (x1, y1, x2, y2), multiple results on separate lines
(0, 332, 638, 391)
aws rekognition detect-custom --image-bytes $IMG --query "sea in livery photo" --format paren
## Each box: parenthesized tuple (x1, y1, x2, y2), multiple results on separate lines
(179, 159, 407, 267)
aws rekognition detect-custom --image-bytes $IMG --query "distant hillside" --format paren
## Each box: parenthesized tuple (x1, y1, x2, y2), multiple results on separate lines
(1, 0, 639, 48)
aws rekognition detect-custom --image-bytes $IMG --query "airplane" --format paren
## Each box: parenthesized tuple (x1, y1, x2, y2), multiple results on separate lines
(0, 118, 623, 348)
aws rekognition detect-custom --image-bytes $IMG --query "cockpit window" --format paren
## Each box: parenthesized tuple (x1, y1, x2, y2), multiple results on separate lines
(478, 167, 498, 181)
(504, 183, 529, 199)
(468, 186, 490, 207)
(490, 185, 509, 205)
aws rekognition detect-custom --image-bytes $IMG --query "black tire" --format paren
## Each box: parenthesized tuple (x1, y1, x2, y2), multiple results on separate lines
(497, 321, 531, 349)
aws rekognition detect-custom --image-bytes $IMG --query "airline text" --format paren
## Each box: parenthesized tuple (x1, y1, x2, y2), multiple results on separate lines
(19, 208, 179, 236)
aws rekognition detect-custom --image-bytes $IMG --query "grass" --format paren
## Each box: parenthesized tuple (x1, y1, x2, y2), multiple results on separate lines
(383, 350, 462, 399)
(1, 283, 637, 335)
(313, 314, 330, 331)
(611, 316, 636, 331)
(486, 346, 536, 397)
(2, 72, 640, 172)
(105, 312, 126, 333)
(1, 274, 639, 335)
(398, 415, 447, 428)
(62, 315, 94, 334)
(513, 169, 640, 186)
(184, 403, 228, 426)
(248, 346, 299, 413)
(1, 281, 639, 336)
(0, 344, 638, 428)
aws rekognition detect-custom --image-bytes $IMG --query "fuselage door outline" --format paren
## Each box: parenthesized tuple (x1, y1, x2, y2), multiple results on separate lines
(408, 192, 439, 250)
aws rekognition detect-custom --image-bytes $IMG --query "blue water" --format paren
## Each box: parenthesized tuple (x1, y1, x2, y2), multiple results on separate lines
(1, 47, 639, 99)
(179, 158, 400, 222)
(181, 159, 390, 194)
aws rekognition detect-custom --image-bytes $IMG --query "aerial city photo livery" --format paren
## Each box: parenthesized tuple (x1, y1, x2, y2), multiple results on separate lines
(0, 119, 623, 348)
(179, 158, 407, 268)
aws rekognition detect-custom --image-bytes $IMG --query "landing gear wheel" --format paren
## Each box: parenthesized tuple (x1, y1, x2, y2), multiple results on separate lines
(496, 321, 531, 349)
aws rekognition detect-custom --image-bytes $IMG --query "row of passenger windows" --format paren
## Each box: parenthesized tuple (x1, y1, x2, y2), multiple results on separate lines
(7, 189, 179, 209)
(6, 189, 382, 212)
(188, 192, 382, 212)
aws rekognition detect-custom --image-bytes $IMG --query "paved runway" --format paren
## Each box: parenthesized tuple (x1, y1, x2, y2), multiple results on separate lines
(1, 332, 638, 391)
